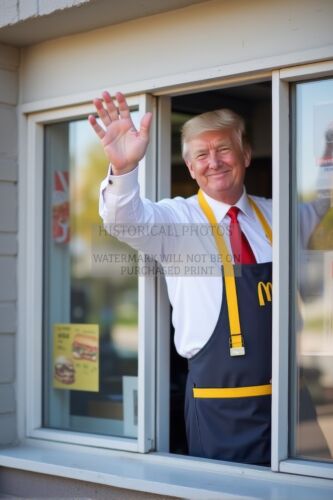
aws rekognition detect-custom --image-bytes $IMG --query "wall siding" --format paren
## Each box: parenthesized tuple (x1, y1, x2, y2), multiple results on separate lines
(0, 42, 18, 446)
(0, 0, 90, 27)
(0, 468, 175, 499)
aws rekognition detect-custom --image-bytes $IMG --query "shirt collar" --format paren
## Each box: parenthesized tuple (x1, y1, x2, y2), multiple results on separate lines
(201, 188, 256, 223)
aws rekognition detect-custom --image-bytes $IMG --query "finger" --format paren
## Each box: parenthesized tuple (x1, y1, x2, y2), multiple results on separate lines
(139, 112, 152, 141)
(115, 92, 131, 120)
(102, 91, 119, 121)
(93, 98, 112, 127)
(88, 115, 105, 140)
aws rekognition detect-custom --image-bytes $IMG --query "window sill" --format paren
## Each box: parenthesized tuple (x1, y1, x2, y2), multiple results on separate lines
(0, 440, 332, 499)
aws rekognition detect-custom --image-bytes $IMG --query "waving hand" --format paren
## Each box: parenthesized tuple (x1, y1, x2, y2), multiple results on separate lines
(88, 91, 152, 175)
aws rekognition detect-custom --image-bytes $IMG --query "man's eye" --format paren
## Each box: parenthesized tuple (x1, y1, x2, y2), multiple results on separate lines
(196, 154, 207, 160)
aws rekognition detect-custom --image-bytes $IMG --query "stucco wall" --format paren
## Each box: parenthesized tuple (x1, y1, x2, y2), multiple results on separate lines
(19, 0, 333, 105)
(0, 42, 19, 446)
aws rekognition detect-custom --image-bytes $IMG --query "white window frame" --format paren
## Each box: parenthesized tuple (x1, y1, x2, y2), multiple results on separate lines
(19, 95, 156, 453)
(156, 96, 172, 452)
(271, 60, 333, 480)
(16, 60, 333, 482)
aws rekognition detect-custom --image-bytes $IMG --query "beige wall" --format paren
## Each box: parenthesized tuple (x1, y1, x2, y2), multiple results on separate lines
(20, 0, 333, 104)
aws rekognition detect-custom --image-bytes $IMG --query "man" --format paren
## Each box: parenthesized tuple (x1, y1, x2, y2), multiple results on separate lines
(89, 91, 324, 465)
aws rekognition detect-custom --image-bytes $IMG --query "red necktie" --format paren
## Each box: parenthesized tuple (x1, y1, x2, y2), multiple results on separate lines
(227, 206, 256, 264)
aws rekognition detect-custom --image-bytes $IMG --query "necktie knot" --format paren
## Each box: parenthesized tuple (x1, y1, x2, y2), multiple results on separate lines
(227, 206, 240, 222)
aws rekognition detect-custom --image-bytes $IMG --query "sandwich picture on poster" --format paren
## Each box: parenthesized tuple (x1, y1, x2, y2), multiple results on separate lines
(53, 323, 99, 392)
(72, 334, 98, 362)
(54, 355, 76, 385)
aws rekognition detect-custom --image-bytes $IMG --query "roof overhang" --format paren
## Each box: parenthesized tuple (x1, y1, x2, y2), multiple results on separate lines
(0, 0, 209, 47)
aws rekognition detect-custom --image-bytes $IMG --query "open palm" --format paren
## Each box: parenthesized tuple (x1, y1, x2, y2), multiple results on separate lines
(89, 91, 152, 175)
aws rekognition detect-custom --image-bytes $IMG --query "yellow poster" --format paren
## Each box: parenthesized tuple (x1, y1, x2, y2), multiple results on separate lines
(53, 323, 99, 392)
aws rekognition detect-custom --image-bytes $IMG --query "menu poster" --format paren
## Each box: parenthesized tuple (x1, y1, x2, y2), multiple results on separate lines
(53, 323, 99, 392)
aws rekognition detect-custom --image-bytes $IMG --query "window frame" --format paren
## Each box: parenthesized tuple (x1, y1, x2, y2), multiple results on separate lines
(19, 95, 156, 453)
(272, 61, 333, 480)
(17, 60, 333, 479)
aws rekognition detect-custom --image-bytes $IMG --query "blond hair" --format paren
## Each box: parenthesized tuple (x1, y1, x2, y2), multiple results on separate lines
(181, 109, 248, 159)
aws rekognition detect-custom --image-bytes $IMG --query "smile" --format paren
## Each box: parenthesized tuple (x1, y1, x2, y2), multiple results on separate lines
(207, 170, 230, 177)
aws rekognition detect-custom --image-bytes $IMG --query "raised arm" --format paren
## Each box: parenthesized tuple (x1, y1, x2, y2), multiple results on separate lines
(91, 91, 182, 259)
(89, 91, 152, 175)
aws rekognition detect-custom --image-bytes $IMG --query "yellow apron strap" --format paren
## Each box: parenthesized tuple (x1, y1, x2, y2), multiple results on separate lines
(197, 190, 272, 357)
(198, 190, 243, 355)
(193, 384, 272, 398)
(248, 197, 272, 245)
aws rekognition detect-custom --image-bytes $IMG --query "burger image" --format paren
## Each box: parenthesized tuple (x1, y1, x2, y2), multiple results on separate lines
(72, 334, 98, 362)
(54, 356, 75, 385)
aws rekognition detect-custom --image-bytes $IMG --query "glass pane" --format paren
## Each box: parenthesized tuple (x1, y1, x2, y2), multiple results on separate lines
(43, 114, 139, 439)
(292, 78, 333, 461)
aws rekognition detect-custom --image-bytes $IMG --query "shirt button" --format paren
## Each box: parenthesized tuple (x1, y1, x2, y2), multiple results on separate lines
(108, 179, 113, 185)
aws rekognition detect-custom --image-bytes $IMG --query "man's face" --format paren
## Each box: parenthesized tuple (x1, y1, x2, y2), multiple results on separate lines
(184, 129, 251, 204)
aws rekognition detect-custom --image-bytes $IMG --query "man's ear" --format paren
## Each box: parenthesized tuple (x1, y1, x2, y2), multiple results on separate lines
(244, 146, 252, 169)
(185, 158, 196, 180)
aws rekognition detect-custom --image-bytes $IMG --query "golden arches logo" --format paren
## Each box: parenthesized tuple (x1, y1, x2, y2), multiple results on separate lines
(258, 281, 272, 306)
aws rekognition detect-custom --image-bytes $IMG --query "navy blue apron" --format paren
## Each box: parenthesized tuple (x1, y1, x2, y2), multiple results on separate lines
(185, 193, 272, 465)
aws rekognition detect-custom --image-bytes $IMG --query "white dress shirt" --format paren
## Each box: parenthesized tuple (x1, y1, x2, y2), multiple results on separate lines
(99, 166, 327, 358)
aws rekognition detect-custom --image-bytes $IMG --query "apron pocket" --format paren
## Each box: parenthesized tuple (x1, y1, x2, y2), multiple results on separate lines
(192, 391, 271, 463)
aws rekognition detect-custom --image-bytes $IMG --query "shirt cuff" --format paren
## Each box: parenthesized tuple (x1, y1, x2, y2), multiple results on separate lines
(100, 164, 139, 197)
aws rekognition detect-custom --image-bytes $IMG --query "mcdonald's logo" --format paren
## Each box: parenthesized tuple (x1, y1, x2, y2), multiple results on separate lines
(258, 281, 272, 306)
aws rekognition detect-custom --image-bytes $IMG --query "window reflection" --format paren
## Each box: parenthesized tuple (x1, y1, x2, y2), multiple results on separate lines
(293, 78, 333, 461)
(43, 116, 139, 438)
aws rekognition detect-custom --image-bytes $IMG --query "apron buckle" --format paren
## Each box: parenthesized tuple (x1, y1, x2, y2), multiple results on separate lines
(230, 346, 245, 356)
(229, 334, 245, 356)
